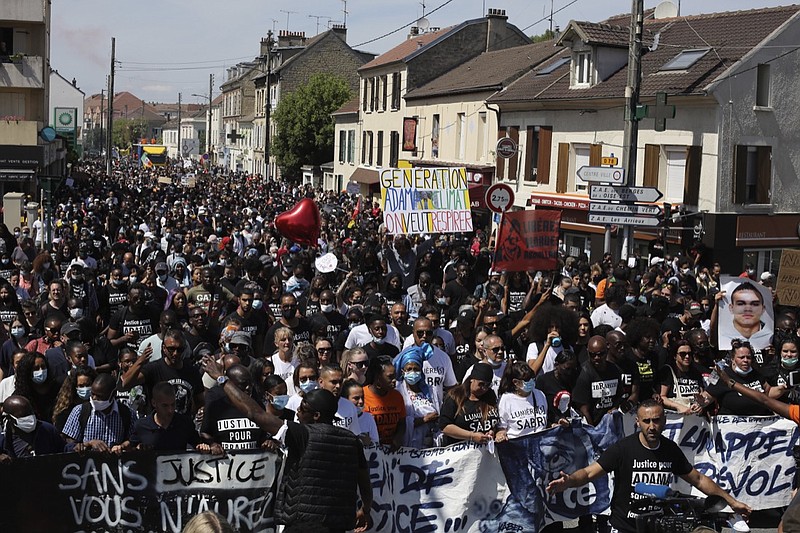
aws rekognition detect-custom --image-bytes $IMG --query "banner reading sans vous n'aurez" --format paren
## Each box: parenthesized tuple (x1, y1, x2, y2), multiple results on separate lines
(380, 167, 473, 235)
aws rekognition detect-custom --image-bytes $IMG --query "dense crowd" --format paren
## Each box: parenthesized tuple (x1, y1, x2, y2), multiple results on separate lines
(0, 158, 795, 529)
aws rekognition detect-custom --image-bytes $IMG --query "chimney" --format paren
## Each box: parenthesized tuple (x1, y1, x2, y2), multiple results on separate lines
(278, 30, 307, 47)
(408, 26, 419, 39)
(485, 7, 508, 52)
(260, 32, 274, 57)
(331, 24, 347, 42)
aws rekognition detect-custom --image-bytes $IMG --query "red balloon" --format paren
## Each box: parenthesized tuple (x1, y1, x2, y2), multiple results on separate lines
(275, 198, 321, 246)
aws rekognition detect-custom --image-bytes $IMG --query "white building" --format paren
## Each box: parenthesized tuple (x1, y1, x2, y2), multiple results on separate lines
(49, 69, 84, 154)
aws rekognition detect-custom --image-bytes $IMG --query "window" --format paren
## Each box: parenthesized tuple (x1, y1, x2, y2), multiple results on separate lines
(368, 131, 374, 166)
(347, 130, 355, 164)
(338, 130, 346, 163)
(661, 49, 709, 71)
(377, 131, 384, 167)
(476, 112, 486, 159)
(391, 72, 401, 110)
(362, 79, 368, 111)
(431, 114, 440, 159)
(361, 131, 367, 164)
(390, 131, 400, 167)
(537, 56, 570, 75)
(381, 75, 388, 111)
(574, 52, 592, 86)
(370, 78, 376, 112)
(574, 144, 590, 191)
(756, 64, 771, 107)
(734, 145, 771, 204)
(0, 28, 14, 56)
(665, 148, 687, 203)
(456, 113, 466, 160)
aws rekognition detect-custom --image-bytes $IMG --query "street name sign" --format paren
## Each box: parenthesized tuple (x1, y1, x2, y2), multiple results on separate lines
(589, 185, 663, 202)
(576, 166, 625, 184)
(589, 202, 661, 216)
(588, 213, 660, 226)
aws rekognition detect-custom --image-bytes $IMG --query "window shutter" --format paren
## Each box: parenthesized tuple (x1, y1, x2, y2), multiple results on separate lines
(684, 146, 702, 206)
(589, 144, 602, 166)
(524, 127, 535, 182)
(733, 145, 747, 204)
(556, 143, 569, 193)
(643, 144, 660, 188)
(757, 146, 772, 204)
(496, 127, 507, 179)
(537, 126, 552, 184)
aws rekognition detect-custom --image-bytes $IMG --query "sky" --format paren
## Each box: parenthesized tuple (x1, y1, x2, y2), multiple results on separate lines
(51, 0, 791, 104)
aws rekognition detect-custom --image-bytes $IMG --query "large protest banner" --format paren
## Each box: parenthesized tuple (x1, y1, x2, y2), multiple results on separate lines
(0, 449, 282, 533)
(380, 167, 474, 235)
(777, 249, 800, 306)
(493, 209, 561, 272)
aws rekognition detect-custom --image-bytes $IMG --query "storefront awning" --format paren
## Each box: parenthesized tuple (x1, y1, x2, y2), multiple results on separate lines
(351, 167, 379, 184)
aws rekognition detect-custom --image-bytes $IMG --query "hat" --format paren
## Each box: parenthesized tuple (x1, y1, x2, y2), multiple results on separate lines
(650, 257, 664, 266)
(61, 322, 81, 336)
(303, 389, 339, 422)
(193, 342, 215, 360)
(760, 272, 774, 282)
(688, 301, 703, 316)
(230, 331, 252, 347)
(155, 262, 168, 273)
(207, 235, 219, 243)
(469, 363, 494, 383)
(289, 244, 302, 253)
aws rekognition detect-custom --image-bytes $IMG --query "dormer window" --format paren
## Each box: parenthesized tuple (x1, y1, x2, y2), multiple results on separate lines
(573, 51, 593, 87)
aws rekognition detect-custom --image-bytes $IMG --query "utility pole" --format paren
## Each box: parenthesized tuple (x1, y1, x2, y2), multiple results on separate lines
(106, 37, 115, 176)
(620, 0, 644, 260)
(98, 88, 105, 152)
(177, 92, 182, 162)
(208, 74, 213, 163)
(264, 30, 274, 181)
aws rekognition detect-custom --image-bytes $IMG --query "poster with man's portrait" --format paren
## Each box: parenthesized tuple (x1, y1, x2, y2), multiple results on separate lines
(717, 275, 774, 351)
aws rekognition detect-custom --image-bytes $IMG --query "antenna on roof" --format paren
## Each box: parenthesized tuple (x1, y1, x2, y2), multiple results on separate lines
(341, 0, 348, 27)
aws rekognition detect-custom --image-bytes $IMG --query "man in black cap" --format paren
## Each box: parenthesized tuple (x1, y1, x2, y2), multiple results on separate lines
(203, 356, 372, 533)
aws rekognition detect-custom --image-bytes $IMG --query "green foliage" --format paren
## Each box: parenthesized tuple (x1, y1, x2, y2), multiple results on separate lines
(531, 29, 557, 43)
(112, 118, 149, 148)
(272, 73, 352, 178)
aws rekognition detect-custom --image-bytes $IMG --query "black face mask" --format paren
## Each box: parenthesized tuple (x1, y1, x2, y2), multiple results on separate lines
(281, 306, 297, 319)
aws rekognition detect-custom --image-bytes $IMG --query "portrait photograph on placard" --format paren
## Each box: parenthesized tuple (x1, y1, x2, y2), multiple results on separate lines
(402, 117, 417, 151)
(717, 275, 774, 350)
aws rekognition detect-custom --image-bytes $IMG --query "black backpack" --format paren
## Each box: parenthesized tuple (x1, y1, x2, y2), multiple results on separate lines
(76, 401, 133, 443)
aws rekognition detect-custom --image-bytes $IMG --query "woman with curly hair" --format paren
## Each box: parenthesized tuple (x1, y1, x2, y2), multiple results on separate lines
(525, 303, 580, 375)
(52, 365, 97, 431)
(626, 316, 662, 401)
(13, 351, 59, 422)
(32, 251, 58, 287)
(439, 363, 499, 446)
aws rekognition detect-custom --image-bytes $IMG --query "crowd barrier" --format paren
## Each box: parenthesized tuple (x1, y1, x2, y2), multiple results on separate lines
(0, 413, 795, 532)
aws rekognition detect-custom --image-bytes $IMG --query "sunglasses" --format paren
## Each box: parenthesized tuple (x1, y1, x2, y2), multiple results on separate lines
(350, 360, 368, 369)
(416, 330, 433, 337)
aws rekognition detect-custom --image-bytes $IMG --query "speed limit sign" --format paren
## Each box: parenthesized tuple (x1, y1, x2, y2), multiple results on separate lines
(485, 183, 515, 214)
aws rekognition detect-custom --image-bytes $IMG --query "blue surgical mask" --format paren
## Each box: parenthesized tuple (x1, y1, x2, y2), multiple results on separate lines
(76, 386, 92, 400)
(626, 295, 636, 304)
(404, 371, 422, 385)
(783, 358, 798, 369)
(252, 299, 263, 310)
(299, 380, 318, 393)
(32, 369, 47, 384)
(733, 365, 752, 377)
(521, 379, 536, 393)
(270, 394, 289, 410)
(11, 327, 25, 339)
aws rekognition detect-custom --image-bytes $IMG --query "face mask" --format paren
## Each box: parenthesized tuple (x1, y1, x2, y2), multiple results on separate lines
(373, 336, 386, 345)
(282, 307, 296, 319)
(69, 308, 83, 319)
(783, 358, 799, 368)
(11, 327, 24, 338)
(129, 276, 138, 284)
(733, 365, 752, 376)
(699, 274, 707, 280)
(320, 303, 335, 313)
(90, 397, 112, 411)
(404, 371, 422, 385)
(299, 380, 318, 394)
(521, 379, 536, 393)
(626, 295, 636, 304)
(112, 279, 125, 287)
(680, 268, 689, 275)
(252, 299, 263, 310)
(349, 322, 359, 330)
(32, 369, 47, 384)
(13, 232, 20, 238)
(270, 394, 289, 410)
(158, 273, 168, 282)
(76, 386, 92, 400)
(43, 262, 51, 269)
(12, 414, 37, 433)
(437, 297, 446, 306)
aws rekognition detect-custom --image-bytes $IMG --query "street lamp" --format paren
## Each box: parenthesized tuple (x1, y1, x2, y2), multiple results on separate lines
(262, 30, 275, 181)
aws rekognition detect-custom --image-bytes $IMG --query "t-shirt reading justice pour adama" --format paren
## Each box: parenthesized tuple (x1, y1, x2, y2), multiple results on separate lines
(597, 434, 692, 533)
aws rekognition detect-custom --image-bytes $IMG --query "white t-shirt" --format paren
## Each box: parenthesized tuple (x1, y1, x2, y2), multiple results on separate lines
(498, 389, 548, 439)
(461, 361, 506, 395)
(345, 324, 402, 350)
(358, 411, 380, 444)
(0, 375, 15, 403)
(285, 394, 361, 435)
(271, 353, 300, 396)
(591, 304, 622, 329)
(401, 328, 455, 355)
(525, 342, 564, 375)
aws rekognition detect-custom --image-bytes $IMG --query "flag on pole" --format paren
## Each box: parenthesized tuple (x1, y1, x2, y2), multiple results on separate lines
(141, 152, 153, 169)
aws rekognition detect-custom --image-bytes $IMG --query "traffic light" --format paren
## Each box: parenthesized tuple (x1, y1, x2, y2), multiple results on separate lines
(660, 202, 672, 227)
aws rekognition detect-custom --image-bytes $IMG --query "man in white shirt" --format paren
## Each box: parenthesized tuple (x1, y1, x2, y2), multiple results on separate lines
(345, 321, 402, 350)
(285, 365, 361, 436)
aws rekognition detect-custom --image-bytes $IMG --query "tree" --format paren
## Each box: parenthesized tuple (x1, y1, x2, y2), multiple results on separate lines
(272, 73, 352, 178)
(112, 118, 148, 148)
(531, 29, 557, 43)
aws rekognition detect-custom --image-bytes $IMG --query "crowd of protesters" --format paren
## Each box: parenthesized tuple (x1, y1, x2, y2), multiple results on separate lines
(0, 157, 796, 530)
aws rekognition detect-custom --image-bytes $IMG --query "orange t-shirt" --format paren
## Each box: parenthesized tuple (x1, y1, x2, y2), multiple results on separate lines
(790, 404, 800, 425)
(363, 386, 406, 445)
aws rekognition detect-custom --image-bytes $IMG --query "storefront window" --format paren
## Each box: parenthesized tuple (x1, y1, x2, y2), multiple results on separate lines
(743, 248, 781, 275)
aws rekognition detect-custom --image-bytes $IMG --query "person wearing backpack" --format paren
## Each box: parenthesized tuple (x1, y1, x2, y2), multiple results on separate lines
(61, 373, 137, 453)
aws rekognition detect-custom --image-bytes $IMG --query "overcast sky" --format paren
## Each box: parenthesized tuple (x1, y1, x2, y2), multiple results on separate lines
(51, 0, 789, 103)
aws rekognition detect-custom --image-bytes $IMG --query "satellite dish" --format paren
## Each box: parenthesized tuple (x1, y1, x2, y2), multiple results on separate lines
(654, 1, 678, 19)
(417, 16, 430, 31)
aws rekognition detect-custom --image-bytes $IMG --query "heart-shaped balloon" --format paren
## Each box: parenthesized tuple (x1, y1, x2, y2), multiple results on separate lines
(275, 198, 321, 246)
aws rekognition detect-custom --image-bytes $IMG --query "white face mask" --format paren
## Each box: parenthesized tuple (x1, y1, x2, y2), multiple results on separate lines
(32, 369, 47, 384)
(320, 303, 335, 313)
(69, 308, 83, 319)
(372, 336, 386, 345)
(90, 397, 113, 411)
(11, 327, 25, 338)
(12, 414, 37, 433)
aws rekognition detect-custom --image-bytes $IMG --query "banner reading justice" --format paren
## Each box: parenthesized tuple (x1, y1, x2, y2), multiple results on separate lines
(493, 210, 561, 272)
(380, 167, 474, 235)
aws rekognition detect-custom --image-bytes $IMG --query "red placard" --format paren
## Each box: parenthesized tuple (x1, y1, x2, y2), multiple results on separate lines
(402, 117, 418, 151)
(493, 210, 561, 272)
